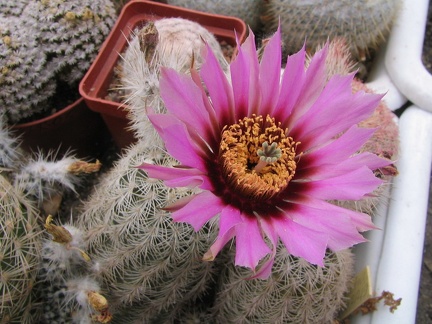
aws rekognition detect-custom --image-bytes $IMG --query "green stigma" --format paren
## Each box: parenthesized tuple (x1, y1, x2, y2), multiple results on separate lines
(257, 141, 282, 163)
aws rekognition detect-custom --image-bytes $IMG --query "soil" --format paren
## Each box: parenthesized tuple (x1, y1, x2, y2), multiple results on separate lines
(415, 1, 432, 322)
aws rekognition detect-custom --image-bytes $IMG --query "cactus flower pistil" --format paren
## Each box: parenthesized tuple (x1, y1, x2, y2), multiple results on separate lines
(139, 27, 393, 278)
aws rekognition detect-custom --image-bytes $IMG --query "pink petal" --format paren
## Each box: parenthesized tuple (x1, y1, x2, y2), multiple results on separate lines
(219, 205, 243, 238)
(240, 28, 261, 116)
(204, 227, 235, 262)
(287, 194, 376, 232)
(160, 68, 218, 146)
(309, 153, 392, 180)
(291, 76, 384, 150)
(138, 163, 213, 190)
(169, 191, 224, 231)
(148, 114, 208, 172)
(200, 43, 235, 127)
(287, 201, 368, 251)
(273, 46, 307, 123)
(300, 125, 375, 166)
(347, 152, 393, 171)
(272, 216, 329, 266)
(251, 218, 279, 279)
(230, 35, 251, 119)
(234, 216, 271, 270)
(258, 27, 281, 116)
(203, 205, 243, 262)
(285, 44, 328, 129)
(293, 166, 382, 200)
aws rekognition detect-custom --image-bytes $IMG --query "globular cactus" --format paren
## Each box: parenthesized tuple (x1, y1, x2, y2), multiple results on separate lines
(76, 138, 218, 323)
(211, 245, 354, 323)
(0, 174, 43, 324)
(262, 0, 400, 60)
(0, 0, 117, 124)
(165, 0, 263, 31)
(119, 17, 229, 140)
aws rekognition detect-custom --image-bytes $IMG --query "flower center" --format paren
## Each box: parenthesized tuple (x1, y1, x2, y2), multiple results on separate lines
(218, 114, 299, 201)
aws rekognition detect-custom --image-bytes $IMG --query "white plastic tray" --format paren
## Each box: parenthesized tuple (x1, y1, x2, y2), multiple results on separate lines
(351, 0, 432, 323)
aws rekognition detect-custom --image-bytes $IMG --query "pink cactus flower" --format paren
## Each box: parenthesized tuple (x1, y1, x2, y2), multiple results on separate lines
(139, 27, 392, 278)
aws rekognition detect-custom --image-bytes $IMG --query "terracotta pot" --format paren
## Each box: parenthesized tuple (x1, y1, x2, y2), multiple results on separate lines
(12, 98, 111, 158)
(79, 0, 247, 149)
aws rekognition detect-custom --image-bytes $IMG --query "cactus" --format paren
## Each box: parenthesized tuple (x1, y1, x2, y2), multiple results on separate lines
(0, 0, 117, 124)
(0, 174, 43, 324)
(0, 113, 104, 322)
(262, 0, 400, 60)
(0, 116, 21, 170)
(13, 152, 102, 215)
(0, 1, 28, 17)
(76, 139, 218, 323)
(38, 215, 112, 324)
(165, 0, 263, 31)
(119, 18, 229, 140)
(211, 245, 354, 323)
(71, 18, 233, 322)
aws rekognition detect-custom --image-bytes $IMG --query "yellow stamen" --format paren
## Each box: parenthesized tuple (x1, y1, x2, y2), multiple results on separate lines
(219, 115, 299, 201)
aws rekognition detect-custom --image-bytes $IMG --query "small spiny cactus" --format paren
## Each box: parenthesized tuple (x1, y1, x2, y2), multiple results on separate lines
(0, 0, 117, 124)
(119, 17, 229, 140)
(74, 18, 232, 322)
(165, 0, 263, 31)
(262, 0, 400, 60)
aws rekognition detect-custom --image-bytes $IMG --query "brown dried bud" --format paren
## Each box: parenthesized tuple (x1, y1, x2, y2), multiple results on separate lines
(88, 291, 109, 312)
(44, 215, 72, 244)
(68, 160, 102, 174)
(138, 21, 159, 63)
